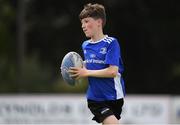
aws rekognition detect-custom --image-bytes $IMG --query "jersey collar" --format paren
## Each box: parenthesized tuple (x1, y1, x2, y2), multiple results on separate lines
(88, 35, 108, 44)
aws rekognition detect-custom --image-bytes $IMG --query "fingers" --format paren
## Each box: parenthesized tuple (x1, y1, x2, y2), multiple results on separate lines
(68, 67, 79, 73)
(69, 67, 79, 70)
(69, 73, 80, 80)
(68, 69, 78, 74)
(68, 67, 82, 80)
(69, 73, 78, 77)
(68, 67, 79, 79)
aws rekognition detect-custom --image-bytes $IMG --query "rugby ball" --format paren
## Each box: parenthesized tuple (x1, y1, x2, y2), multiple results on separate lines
(60, 52, 84, 85)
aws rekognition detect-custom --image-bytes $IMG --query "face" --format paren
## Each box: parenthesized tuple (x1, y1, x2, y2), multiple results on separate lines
(81, 17, 102, 38)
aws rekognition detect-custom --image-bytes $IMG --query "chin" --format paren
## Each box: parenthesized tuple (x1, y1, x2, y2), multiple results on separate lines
(85, 35, 90, 38)
(85, 33, 91, 38)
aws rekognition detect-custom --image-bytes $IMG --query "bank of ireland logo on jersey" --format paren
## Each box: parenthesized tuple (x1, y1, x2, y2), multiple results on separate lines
(100, 47, 107, 54)
(90, 53, 96, 58)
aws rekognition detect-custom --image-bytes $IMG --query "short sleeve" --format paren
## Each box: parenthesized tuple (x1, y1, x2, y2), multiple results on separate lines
(105, 39, 120, 66)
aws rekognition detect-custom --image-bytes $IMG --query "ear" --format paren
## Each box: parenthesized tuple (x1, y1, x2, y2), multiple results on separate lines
(97, 19, 103, 27)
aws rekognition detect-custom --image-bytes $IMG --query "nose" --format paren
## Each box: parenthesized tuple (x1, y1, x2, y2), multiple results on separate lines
(81, 23, 85, 29)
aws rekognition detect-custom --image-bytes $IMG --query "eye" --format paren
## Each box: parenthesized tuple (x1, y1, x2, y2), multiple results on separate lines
(81, 18, 90, 24)
(84, 20, 89, 23)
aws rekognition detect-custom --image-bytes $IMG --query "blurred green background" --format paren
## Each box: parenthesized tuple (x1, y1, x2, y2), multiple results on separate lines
(0, 0, 179, 94)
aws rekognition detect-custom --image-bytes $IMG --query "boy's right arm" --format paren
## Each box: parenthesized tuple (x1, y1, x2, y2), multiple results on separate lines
(69, 65, 118, 79)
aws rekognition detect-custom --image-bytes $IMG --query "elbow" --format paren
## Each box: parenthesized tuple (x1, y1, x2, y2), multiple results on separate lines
(107, 66, 119, 78)
(109, 70, 118, 77)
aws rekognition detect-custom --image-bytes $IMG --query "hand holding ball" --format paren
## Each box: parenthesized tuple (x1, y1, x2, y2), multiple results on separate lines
(60, 52, 86, 85)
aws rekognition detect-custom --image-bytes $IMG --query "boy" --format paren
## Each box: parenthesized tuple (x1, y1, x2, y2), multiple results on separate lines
(69, 3, 125, 124)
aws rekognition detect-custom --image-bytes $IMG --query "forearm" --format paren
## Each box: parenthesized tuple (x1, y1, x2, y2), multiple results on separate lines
(86, 66, 118, 78)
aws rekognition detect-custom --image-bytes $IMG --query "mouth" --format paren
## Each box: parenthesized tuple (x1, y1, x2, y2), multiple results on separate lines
(83, 29, 90, 36)
(83, 29, 87, 33)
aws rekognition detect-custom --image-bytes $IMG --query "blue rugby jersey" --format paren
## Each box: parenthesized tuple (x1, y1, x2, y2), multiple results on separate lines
(82, 35, 125, 101)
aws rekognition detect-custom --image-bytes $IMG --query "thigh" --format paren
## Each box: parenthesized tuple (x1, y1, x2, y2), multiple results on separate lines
(87, 99, 114, 123)
(106, 99, 124, 120)
(103, 115, 119, 124)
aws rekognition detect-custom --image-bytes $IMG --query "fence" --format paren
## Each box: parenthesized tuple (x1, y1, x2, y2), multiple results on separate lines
(0, 94, 178, 124)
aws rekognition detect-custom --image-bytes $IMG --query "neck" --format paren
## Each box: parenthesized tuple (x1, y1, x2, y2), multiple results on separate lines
(91, 30, 105, 42)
